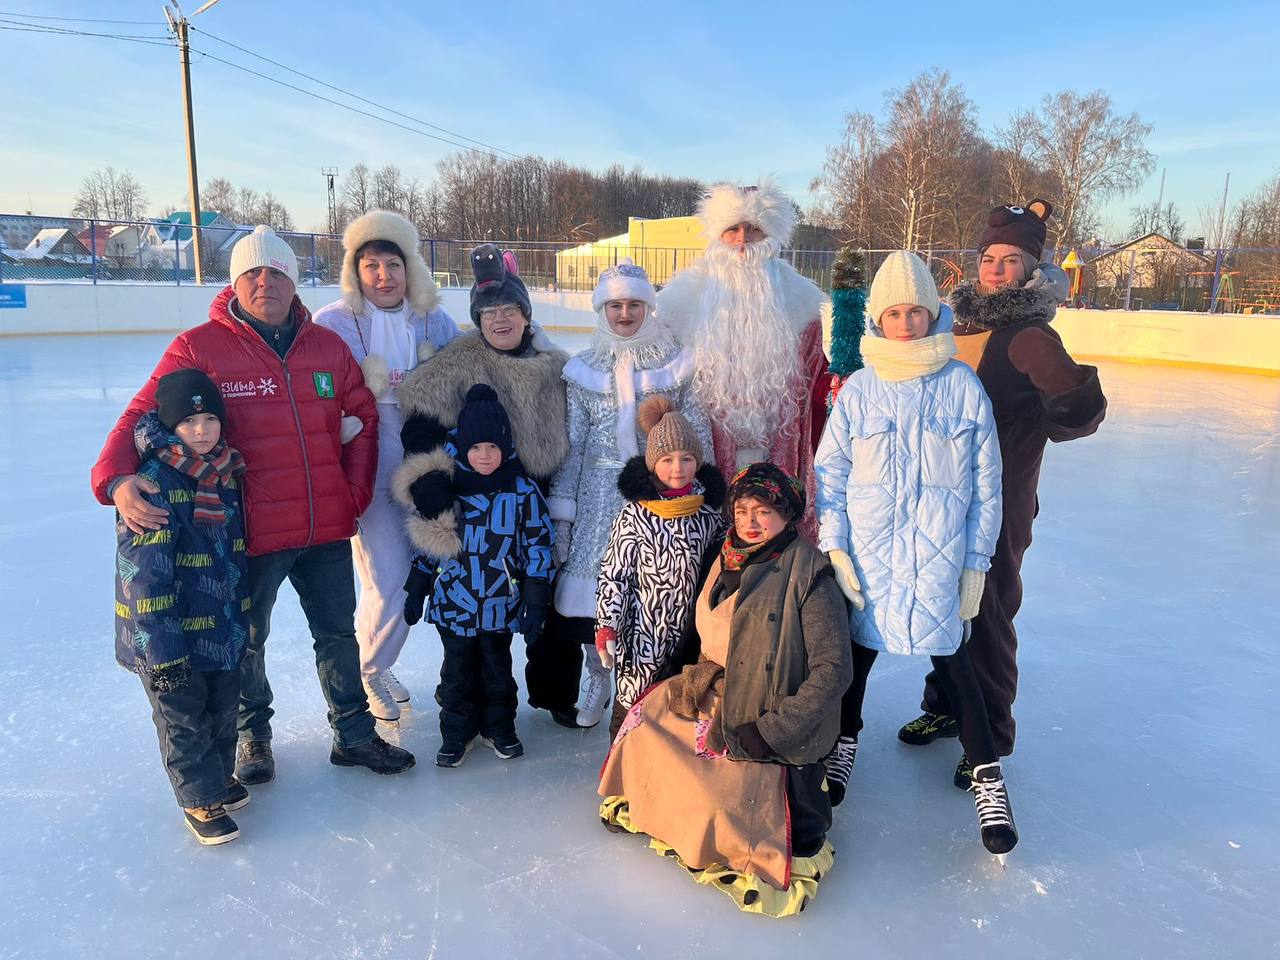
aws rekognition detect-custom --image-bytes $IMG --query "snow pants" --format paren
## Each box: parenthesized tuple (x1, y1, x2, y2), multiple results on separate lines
(352, 411, 415, 682)
(437, 628, 518, 747)
(142, 668, 240, 809)
(525, 609, 592, 714)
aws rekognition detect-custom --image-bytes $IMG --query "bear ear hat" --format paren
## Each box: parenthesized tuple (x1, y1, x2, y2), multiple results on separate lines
(1026, 198, 1053, 221)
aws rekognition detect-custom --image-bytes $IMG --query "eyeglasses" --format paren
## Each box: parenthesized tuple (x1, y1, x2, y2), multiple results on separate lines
(479, 305, 524, 322)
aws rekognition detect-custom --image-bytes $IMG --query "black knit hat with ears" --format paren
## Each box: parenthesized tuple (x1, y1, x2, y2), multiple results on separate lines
(978, 199, 1053, 261)
(468, 243, 532, 326)
(155, 368, 226, 431)
(455, 383, 514, 460)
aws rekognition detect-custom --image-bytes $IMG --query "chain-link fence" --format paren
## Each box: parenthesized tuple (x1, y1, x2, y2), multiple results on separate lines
(4, 213, 1278, 314)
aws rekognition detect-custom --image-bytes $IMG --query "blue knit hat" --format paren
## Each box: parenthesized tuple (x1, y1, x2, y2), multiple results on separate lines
(455, 383, 514, 460)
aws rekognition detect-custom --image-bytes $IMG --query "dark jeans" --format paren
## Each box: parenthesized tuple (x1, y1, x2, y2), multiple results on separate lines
(843, 640, 996, 767)
(238, 539, 375, 749)
(788, 762, 833, 858)
(438, 628, 518, 746)
(525, 609, 592, 713)
(142, 669, 240, 809)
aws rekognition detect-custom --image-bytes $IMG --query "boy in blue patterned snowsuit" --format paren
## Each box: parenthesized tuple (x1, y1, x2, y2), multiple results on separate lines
(114, 369, 251, 845)
(401, 384, 554, 767)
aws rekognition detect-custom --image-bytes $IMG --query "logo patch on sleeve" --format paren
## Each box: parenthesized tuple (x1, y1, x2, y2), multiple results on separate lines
(312, 371, 335, 398)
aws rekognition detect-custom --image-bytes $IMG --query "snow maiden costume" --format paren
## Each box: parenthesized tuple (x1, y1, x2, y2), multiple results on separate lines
(548, 260, 711, 727)
(655, 178, 831, 539)
(314, 209, 460, 719)
(599, 464, 852, 918)
(392, 245, 575, 721)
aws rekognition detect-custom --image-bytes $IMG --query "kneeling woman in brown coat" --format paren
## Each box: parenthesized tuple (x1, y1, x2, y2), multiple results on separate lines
(598, 462, 853, 918)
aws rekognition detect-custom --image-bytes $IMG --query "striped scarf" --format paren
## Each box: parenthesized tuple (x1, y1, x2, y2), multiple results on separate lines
(154, 439, 246, 526)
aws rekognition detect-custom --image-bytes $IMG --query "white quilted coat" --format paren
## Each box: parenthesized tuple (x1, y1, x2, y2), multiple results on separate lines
(815, 341, 1002, 656)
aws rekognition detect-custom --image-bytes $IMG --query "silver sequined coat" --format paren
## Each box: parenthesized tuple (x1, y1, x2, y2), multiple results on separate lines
(547, 333, 712, 619)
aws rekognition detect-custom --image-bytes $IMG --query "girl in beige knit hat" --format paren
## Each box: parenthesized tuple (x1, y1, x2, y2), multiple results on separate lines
(594, 395, 727, 740)
(814, 250, 1018, 862)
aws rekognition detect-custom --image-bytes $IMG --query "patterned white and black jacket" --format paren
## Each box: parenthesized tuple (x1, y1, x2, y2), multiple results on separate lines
(596, 459, 726, 711)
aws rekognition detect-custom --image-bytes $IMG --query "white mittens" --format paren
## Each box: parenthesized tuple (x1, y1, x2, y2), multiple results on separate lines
(554, 520, 572, 564)
(827, 549, 865, 611)
(340, 415, 364, 444)
(959, 568, 986, 621)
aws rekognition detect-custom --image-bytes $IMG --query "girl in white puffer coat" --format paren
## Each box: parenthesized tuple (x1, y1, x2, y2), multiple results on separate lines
(815, 251, 1016, 860)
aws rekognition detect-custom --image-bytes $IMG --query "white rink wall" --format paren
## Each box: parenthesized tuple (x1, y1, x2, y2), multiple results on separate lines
(1, 281, 1277, 374)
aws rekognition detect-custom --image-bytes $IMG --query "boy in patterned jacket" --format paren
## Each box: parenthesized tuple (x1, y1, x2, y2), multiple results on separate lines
(398, 384, 555, 767)
(114, 369, 251, 846)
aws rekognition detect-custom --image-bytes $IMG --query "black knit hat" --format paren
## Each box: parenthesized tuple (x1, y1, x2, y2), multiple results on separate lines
(455, 383, 514, 460)
(977, 199, 1053, 261)
(155, 368, 226, 432)
(469, 243, 532, 326)
(727, 462, 805, 521)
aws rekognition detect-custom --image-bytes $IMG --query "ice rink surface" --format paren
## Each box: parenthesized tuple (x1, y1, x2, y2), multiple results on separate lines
(1, 331, 1277, 959)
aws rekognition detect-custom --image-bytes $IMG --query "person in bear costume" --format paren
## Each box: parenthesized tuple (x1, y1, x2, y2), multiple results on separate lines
(899, 200, 1107, 779)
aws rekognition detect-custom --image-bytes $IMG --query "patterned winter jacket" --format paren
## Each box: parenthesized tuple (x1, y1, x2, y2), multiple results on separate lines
(815, 311, 1003, 656)
(422, 456, 555, 638)
(114, 413, 250, 677)
(596, 460, 727, 710)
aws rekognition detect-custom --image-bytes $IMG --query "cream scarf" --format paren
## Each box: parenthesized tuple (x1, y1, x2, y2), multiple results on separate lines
(861, 332, 957, 382)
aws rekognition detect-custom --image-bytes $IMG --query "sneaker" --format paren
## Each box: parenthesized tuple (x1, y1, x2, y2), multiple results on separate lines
(823, 735, 858, 808)
(381, 668, 411, 704)
(436, 738, 476, 768)
(576, 661, 612, 729)
(954, 753, 976, 790)
(235, 740, 275, 785)
(222, 777, 250, 812)
(330, 734, 416, 775)
(971, 761, 1018, 856)
(183, 803, 239, 845)
(481, 732, 524, 760)
(897, 712, 959, 746)
(363, 675, 401, 722)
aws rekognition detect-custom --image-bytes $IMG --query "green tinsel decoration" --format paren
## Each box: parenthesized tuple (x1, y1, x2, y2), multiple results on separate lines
(828, 245, 867, 377)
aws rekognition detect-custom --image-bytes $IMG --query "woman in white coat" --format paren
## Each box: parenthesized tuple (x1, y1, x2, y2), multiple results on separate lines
(314, 210, 459, 720)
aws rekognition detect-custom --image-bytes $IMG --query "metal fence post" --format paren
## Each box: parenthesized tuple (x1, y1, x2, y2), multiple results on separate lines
(1208, 248, 1225, 314)
(1123, 250, 1136, 310)
(175, 235, 181, 285)
(311, 234, 317, 287)
(90, 220, 98, 284)
(429, 239, 436, 273)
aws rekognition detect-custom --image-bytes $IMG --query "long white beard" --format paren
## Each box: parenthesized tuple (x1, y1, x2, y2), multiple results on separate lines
(686, 239, 803, 447)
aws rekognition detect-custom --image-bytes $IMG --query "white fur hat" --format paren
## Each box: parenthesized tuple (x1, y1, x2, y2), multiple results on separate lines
(341, 209, 441, 317)
(231, 225, 299, 287)
(867, 251, 941, 326)
(698, 176, 796, 245)
(591, 258, 656, 312)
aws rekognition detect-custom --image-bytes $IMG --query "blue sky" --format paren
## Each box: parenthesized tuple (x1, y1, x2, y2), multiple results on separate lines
(3, 0, 1277, 240)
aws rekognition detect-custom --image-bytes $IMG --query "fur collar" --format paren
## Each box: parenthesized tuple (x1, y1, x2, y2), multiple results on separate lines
(655, 257, 827, 343)
(950, 282, 1058, 331)
(618, 458, 726, 509)
(395, 330, 570, 482)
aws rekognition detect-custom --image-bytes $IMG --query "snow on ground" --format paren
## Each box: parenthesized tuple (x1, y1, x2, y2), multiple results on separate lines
(0, 332, 1277, 959)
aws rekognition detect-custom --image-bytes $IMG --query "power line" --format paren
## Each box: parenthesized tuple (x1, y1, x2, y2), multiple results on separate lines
(190, 25, 521, 159)
(0, 17, 173, 45)
(191, 47, 524, 158)
(0, 10, 155, 24)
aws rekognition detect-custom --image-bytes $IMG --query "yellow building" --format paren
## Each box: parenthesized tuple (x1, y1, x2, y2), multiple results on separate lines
(555, 216, 706, 291)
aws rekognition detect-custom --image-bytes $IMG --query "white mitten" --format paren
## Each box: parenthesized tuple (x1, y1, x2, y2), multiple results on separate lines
(416, 340, 436, 363)
(554, 520, 572, 564)
(959, 568, 986, 621)
(340, 415, 364, 444)
(827, 549, 865, 610)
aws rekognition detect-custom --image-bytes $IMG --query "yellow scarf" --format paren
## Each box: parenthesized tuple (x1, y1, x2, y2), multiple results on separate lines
(638, 494, 706, 519)
(861, 332, 957, 383)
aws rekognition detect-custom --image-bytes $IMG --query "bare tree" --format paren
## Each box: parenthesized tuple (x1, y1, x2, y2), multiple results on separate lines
(811, 111, 881, 245)
(372, 164, 405, 212)
(1016, 90, 1155, 248)
(1128, 201, 1185, 242)
(252, 192, 294, 231)
(201, 177, 238, 221)
(72, 167, 149, 220)
(341, 163, 372, 221)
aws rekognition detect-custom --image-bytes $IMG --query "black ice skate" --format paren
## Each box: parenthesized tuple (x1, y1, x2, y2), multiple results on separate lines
(823, 735, 858, 807)
(971, 761, 1018, 866)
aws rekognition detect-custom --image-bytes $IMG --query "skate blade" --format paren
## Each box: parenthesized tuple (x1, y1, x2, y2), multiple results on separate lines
(995, 853, 1008, 870)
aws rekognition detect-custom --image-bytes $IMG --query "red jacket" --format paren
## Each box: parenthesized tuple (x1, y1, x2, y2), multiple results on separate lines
(92, 287, 378, 556)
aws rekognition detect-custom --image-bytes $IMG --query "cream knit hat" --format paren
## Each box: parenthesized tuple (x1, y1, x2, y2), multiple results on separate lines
(867, 251, 940, 327)
(230, 225, 299, 287)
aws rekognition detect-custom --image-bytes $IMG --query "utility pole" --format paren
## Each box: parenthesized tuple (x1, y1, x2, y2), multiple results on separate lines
(322, 167, 339, 236)
(164, 0, 221, 283)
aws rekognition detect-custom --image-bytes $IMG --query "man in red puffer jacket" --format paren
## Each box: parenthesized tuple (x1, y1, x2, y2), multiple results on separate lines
(93, 225, 415, 782)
